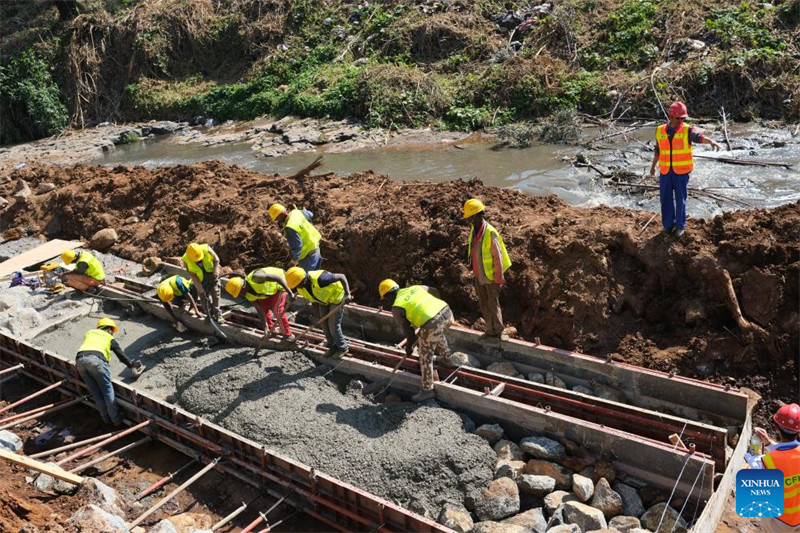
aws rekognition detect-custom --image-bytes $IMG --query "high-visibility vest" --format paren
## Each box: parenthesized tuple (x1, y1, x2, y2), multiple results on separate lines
(467, 222, 511, 281)
(245, 267, 285, 302)
(393, 286, 447, 328)
(297, 270, 344, 305)
(160, 275, 191, 298)
(284, 210, 321, 260)
(77, 329, 114, 361)
(762, 445, 800, 526)
(77, 251, 105, 281)
(181, 244, 215, 282)
(656, 123, 694, 175)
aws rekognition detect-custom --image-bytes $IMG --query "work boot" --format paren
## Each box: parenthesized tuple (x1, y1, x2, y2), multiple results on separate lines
(411, 389, 435, 402)
(674, 227, 686, 238)
(324, 347, 336, 358)
(331, 347, 349, 359)
(662, 226, 675, 234)
(499, 333, 510, 342)
(284, 334, 297, 343)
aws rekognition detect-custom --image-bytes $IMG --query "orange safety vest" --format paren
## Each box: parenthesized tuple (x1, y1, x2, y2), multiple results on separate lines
(762, 445, 800, 527)
(656, 123, 694, 175)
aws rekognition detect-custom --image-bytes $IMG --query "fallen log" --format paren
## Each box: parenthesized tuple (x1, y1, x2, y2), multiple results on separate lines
(694, 154, 792, 168)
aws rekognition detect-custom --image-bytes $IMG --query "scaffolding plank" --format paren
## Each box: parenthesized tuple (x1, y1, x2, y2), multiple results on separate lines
(0, 447, 85, 485)
(0, 239, 82, 279)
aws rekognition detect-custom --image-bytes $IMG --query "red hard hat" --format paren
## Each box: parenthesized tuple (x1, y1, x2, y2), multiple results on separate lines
(669, 102, 689, 119)
(774, 403, 800, 433)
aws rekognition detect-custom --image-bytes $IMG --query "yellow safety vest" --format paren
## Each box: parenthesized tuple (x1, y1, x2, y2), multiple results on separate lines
(284, 210, 321, 260)
(245, 267, 285, 302)
(656, 123, 694, 175)
(297, 270, 344, 305)
(467, 222, 511, 281)
(77, 251, 105, 281)
(393, 286, 447, 328)
(181, 244, 215, 282)
(77, 328, 113, 361)
(160, 275, 191, 297)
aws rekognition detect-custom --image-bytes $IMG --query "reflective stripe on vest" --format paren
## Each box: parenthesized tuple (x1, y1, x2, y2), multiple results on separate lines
(181, 244, 215, 282)
(77, 251, 105, 281)
(467, 222, 511, 281)
(393, 286, 447, 328)
(297, 270, 344, 305)
(762, 445, 800, 526)
(77, 329, 113, 362)
(245, 267, 285, 302)
(656, 123, 694, 175)
(284, 210, 321, 260)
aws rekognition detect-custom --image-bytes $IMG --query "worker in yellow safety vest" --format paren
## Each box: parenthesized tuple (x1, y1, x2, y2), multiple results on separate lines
(268, 204, 323, 271)
(60, 249, 106, 291)
(463, 198, 512, 342)
(157, 275, 199, 332)
(76, 318, 142, 425)
(379, 279, 454, 402)
(181, 243, 222, 321)
(225, 267, 296, 342)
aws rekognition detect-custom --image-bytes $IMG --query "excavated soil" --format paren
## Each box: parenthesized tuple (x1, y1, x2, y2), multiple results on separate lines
(2, 162, 798, 426)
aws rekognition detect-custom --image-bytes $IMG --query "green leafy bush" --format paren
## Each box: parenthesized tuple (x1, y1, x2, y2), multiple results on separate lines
(588, 0, 663, 68)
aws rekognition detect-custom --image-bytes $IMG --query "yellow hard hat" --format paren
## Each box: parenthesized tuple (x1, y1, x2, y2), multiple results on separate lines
(285, 266, 306, 289)
(97, 317, 119, 334)
(463, 198, 485, 219)
(61, 249, 76, 265)
(185, 243, 203, 262)
(378, 279, 399, 299)
(157, 282, 175, 303)
(225, 277, 244, 298)
(268, 203, 287, 220)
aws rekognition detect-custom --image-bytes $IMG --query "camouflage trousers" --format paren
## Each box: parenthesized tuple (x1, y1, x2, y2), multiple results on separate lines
(417, 307, 454, 391)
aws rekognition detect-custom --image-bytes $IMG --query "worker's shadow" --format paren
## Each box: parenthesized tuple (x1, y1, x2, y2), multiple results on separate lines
(315, 402, 416, 438)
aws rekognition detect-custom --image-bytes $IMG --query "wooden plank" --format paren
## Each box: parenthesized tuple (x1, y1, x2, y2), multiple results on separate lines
(0, 239, 83, 278)
(0, 447, 85, 485)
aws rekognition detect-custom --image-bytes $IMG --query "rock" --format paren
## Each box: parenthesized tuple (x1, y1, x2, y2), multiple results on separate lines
(543, 491, 577, 515)
(519, 437, 565, 462)
(131, 528, 145, 533)
(495, 460, 526, 479)
(54, 479, 78, 494)
(472, 521, 526, 533)
(168, 512, 214, 531)
(501, 507, 547, 533)
(13, 179, 31, 198)
(476, 423, 505, 444)
(449, 351, 482, 368)
(0, 197, 8, 209)
(590, 382, 626, 403)
(546, 504, 566, 528)
(592, 461, 617, 484)
(590, 478, 623, 519)
(640, 502, 687, 533)
(545, 372, 566, 388)
(608, 515, 642, 532)
(36, 182, 56, 194)
(19, 525, 41, 533)
(148, 121, 181, 135)
(686, 38, 706, 51)
(495, 439, 525, 461)
(384, 392, 401, 403)
(544, 525, 580, 533)
(684, 300, 707, 325)
(148, 519, 178, 533)
(76, 478, 124, 515)
(517, 475, 555, 497)
(475, 477, 521, 521)
(89, 228, 118, 250)
(563, 501, 608, 531)
(438, 502, 473, 533)
(572, 384, 594, 395)
(0, 430, 23, 452)
(613, 483, 645, 517)
(562, 457, 592, 473)
(346, 379, 364, 393)
(638, 485, 666, 508)
(572, 474, 594, 502)
(487, 362, 521, 378)
(66, 504, 128, 532)
(34, 473, 56, 492)
(523, 460, 572, 491)
(527, 373, 545, 383)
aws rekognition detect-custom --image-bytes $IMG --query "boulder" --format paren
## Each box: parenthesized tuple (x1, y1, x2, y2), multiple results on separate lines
(13, 179, 31, 198)
(495, 460, 526, 480)
(590, 478, 623, 519)
(475, 477, 521, 521)
(476, 423, 505, 444)
(572, 474, 594, 502)
(545, 372, 566, 388)
(76, 478, 124, 516)
(495, 439, 525, 461)
(0, 430, 23, 452)
(90, 228, 118, 250)
(593, 462, 617, 484)
(640, 502, 688, 533)
(519, 437, 565, 462)
(66, 504, 128, 532)
(562, 457, 592, 473)
(501, 507, 547, 533)
(546, 504, 566, 529)
(36, 182, 56, 194)
(471, 521, 526, 533)
(608, 515, 642, 532)
(563, 501, 608, 531)
(613, 483, 645, 517)
(168, 512, 214, 531)
(527, 373, 545, 383)
(449, 351, 482, 368)
(487, 362, 521, 378)
(572, 384, 594, 395)
(543, 491, 577, 516)
(438, 502, 473, 533)
(523, 460, 572, 491)
(517, 475, 555, 497)
(544, 525, 580, 533)
(148, 121, 181, 135)
(148, 519, 178, 533)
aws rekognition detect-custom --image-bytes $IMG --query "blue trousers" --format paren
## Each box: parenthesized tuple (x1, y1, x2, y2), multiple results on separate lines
(312, 302, 347, 350)
(659, 171, 690, 229)
(298, 249, 322, 271)
(77, 354, 120, 424)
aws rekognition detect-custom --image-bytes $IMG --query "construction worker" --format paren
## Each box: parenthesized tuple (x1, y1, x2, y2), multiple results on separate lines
(379, 279, 454, 402)
(463, 198, 511, 342)
(157, 275, 198, 332)
(269, 204, 322, 271)
(286, 267, 352, 358)
(649, 101, 722, 237)
(747, 403, 800, 531)
(60, 249, 106, 291)
(181, 243, 222, 321)
(225, 267, 296, 342)
(76, 318, 142, 425)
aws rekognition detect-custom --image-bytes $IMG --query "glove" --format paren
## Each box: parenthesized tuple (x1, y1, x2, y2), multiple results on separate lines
(131, 361, 144, 378)
(345, 294, 354, 303)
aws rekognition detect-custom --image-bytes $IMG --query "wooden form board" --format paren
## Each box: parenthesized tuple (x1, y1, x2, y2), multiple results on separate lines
(0, 447, 85, 485)
(0, 239, 82, 279)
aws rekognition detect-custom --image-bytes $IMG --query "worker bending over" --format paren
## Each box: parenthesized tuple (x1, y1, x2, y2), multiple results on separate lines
(76, 318, 142, 425)
(287, 267, 352, 358)
(182, 243, 222, 321)
(60, 249, 106, 291)
(269, 204, 323, 271)
(379, 280, 454, 402)
(225, 267, 296, 342)
(157, 275, 198, 332)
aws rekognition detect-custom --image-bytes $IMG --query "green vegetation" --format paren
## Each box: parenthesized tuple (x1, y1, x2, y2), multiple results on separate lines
(583, 0, 663, 69)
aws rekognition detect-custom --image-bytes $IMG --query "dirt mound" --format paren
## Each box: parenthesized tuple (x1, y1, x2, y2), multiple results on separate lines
(2, 162, 798, 424)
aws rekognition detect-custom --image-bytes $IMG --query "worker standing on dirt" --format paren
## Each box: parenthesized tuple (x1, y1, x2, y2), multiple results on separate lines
(463, 198, 512, 342)
(225, 267, 296, 342)
(649, 102, 722, 238)
(746, 403, 800, 531)
(268, 204, 323, 271)
(157, 275, 199, 332)
(379, 279, 454, 402)
(286, 267, 352, 358)
(181, 243, 223, 321)
(76, 318, 142, 426)
(60, 249, 106, 291)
